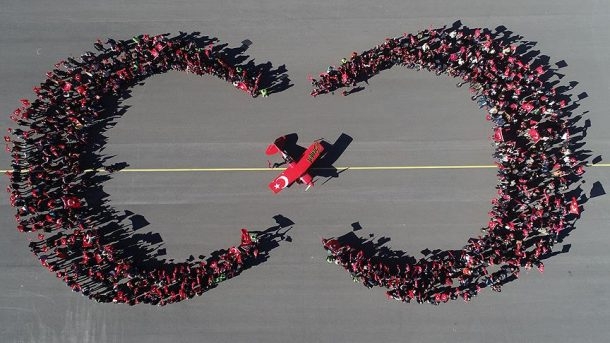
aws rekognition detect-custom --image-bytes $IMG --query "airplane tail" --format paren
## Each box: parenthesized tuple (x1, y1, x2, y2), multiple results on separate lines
(265, 143, 280, 156)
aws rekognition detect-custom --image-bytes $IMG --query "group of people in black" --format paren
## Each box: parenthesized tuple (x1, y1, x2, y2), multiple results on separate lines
(4, 33, 271, 305)
(313, 24, 586, 304)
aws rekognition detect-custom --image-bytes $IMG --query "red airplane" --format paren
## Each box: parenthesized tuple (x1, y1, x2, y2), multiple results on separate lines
(266, 135, 326, 194)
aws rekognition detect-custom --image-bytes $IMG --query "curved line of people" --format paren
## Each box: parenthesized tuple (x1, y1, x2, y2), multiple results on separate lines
(4, 33, 264, 305)
(312, 25, 585, 304)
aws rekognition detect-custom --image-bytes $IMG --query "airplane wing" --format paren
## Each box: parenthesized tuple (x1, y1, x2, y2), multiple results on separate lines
(268, 141, 325, 194)
(295, 141, 325, 172)
(268, 167, 299, 193)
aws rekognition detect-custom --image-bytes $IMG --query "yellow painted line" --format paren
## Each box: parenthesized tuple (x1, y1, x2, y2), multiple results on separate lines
(116, 166, 497, 172)
(1, 163, 609, 173)
(343, 165, 495, 170)
(119, 167, 274, 172)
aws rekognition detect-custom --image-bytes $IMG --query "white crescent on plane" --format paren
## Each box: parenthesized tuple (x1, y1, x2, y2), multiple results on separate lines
(277, 176, 289, 189)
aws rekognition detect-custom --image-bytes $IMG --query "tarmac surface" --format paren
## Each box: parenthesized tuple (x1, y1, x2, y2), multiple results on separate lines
(1, 1, 609, 342)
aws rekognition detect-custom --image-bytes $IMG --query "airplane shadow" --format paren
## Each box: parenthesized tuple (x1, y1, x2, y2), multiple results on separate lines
(313, 133, 353, 180)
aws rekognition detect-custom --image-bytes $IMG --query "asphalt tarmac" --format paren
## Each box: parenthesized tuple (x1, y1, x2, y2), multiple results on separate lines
(1, 1, 609, 342)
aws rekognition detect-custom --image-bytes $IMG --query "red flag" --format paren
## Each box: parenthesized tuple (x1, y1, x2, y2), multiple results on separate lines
(235, 81, 248, 92)
(493, 127, 504, 142)
(322, 238, 341, 252)
(341, 72, 348, 83)
(68, 117, 83, 129)
(521, 102, 534, 112)
(528, 127, 541, 143)
(569, 197, 580, 215)
(62, 82, 73, 92)
(229, 246, 243, 264)
(240, 228, 252, 246)
(62, 196, 81, 209)
(76, 85, 87, 95)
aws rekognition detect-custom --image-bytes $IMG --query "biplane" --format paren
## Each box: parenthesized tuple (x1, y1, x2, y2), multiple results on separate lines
(266, 135, 326, 194)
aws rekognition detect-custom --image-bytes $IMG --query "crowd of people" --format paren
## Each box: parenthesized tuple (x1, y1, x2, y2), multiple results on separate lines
(313, 25, 586, 304)
(3, 26, 587, 306)
(4, 33, 269, 305)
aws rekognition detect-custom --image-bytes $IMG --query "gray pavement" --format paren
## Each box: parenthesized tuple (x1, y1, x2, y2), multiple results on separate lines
(1, 1, 610, 342)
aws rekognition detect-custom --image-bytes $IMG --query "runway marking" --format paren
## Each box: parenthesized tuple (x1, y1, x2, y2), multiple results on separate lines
(2, 163, 609, 173)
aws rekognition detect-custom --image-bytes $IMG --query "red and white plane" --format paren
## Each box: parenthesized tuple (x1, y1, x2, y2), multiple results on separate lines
(266, 135, 326, 194)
